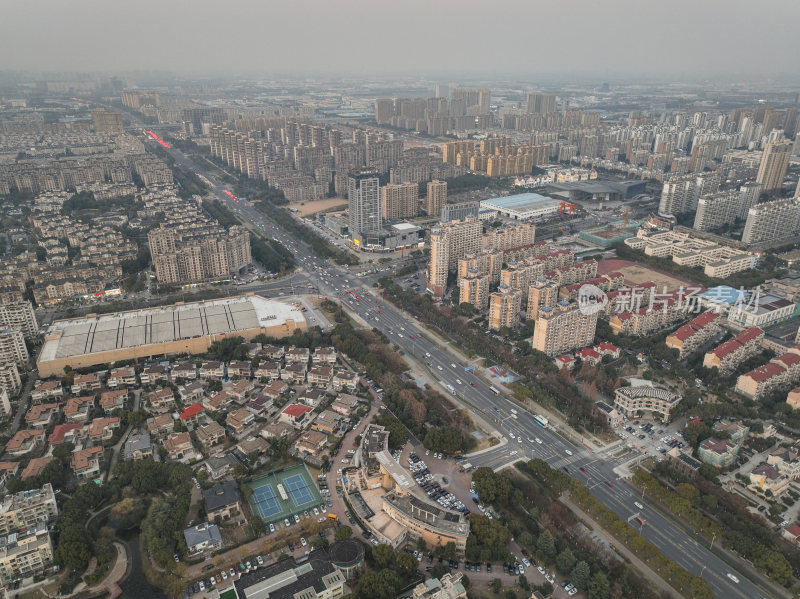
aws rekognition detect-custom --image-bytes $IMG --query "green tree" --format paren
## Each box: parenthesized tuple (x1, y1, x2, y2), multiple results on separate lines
(334, 525, 352, 541)
(395, 553, 418, 578)
(372, 544, 396, 570)
(472, 467, 512, 504)
(518, 574, 529, 591)
(491, 578, 502, 593)
(588, 572, 610, 599)
(430, 564, 450, 580)
(537, 530, 555, 558)
(571, 561, 591, 589)
(555, 548, 576, 574)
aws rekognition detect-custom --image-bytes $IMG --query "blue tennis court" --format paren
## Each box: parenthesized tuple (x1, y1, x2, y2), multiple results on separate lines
(246, 464, 323, 525)
(252, 484, 282, 518)
(284, 473, 315, 507)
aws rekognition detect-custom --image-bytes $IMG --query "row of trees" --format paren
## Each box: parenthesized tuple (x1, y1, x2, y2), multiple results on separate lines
(249, 233, 296, 275)
(472, 464, 659, 599)
(632, 468, 795, 586)
(377, 278, 608, 433)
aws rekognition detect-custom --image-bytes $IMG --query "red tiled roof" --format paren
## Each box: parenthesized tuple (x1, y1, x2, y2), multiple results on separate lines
(180, 402, 204, 420)
(746, 362, 786, 383)
(735, 327, 764, 344)
(576, 348, 600, 359)
(556, 355, 575, 363)
(49, 423, 83, 445)
(594, 341, 619, 353)
(711, 339, 742, 359)
(670, 324, 696, 342)
(690, 311, 720, 329)
(774, 353, 800, 368)
(282, 404, 313, 418)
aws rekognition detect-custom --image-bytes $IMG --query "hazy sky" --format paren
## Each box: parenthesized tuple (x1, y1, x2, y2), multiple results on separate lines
(2, 0, 799, 79)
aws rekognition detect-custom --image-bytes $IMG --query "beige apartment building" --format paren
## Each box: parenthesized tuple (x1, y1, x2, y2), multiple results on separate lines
(427, 217, 482, 298)
(756, 139, 792, 191)
(382, 182, 418, 221)
(0, 525, 54, 583)
(458, 271, 489, 310)
(0, 302, 38, 339)
(531, 301, 598, 356)
(426, 180, 447, 217)
(0, 330, 28, 367)
(526, 278, 560, 320)
(0, 484, 58, 537)
(0, 363, 21, 399)
(149, 226, 251, 285)
(488, 286, 522, 331)
(91, 109, 124, 134)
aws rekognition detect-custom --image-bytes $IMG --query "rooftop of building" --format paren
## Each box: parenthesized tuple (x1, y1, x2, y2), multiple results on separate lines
(234, 549, 343, 599)
(479, 193, 562, 211)
(39, 295, 305, 362)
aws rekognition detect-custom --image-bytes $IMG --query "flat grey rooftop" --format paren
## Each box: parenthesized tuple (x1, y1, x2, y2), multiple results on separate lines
(39, 296, 304, 362)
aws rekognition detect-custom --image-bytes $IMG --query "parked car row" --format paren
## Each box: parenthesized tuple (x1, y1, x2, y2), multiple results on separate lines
(188, 555, 265, 596)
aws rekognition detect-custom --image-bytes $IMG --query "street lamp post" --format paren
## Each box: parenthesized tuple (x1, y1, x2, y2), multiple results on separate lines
(709, 532, 716, 550)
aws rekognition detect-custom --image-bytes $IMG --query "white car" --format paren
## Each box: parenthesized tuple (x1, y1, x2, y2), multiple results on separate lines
(313, 508, 320, 516)
(221, 570, 227, 580)
(300, 537, 307, 547)
(269, 523, 275, 532)
(726, 573, 739, 584)
(565, 449, 573, 456)
(437, 365, 443, 371)
(568, 588, 578, 596)
(634, 502, 644, 510)
(294, 514, 300, 523)
(455, 379, 462, 385)
(509, 433, 515, 439)
(545, 573, 554, 583)
(451, 363, 457, 368)
(522, 558, 530, 566)
(535, 438, 542, 444)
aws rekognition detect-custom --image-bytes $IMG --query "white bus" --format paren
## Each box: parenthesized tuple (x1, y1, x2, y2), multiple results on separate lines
(489, 386, 500, 395)
(534, 415, 549, 428)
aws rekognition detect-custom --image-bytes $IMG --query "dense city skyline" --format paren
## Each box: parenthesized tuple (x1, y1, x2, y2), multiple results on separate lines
(2, 0, 800, 78)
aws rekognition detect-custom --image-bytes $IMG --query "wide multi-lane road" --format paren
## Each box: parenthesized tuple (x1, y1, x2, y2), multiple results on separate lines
(153, 136, 778, 599)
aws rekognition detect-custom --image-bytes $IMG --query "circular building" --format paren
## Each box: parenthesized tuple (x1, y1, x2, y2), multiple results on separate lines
(329, 539, 365, 579)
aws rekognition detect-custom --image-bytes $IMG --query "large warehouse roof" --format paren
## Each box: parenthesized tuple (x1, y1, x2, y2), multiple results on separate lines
(39, 295, 304, 364)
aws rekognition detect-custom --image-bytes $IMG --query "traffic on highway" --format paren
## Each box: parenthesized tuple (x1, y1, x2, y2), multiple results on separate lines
(155, 136, 775, 599)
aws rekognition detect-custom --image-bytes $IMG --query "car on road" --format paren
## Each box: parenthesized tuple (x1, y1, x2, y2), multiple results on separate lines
(565, 449, 573, 456)
(535, 438, 542, 444)
(437, 365, 442, 370)
(726, 573, 739, 583)
(606, 481, 614, 487)
(634, 502, 644, 510)
(451, 363, 456, 368)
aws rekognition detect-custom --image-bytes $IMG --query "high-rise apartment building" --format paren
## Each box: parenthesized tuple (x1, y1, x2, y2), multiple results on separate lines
(0, 362, 21, 399)
(756, 139, 792, 191)
(0, 302, 38, 340)
(426, 180, 447, 217)
(381, 182, 418, 221)
(427, 217, 482, 298)
(526, 278, 559, 320)
(477, 89, 492, 115)
(0, 330, 28, 367)
(441, 201, 479, 221)
(458, 270, 489, 310)
(148, 226, 251, 285)
(482, 222, 536, 251)
(742, 197, 800, 244)
(488, 286, 522, 331)
(91, 109, 124, 134)
(526, 92, 556, 114)
(0, 484, 58, 536)
(658, 172, 720, 215)
(374, 99, 395, 124)
(693, 190, 740, 232)
(531, 301, 598, 356)
(737, 183, 763, 219)
(0, 525, 54, 583)
(348, 169, 381, 242)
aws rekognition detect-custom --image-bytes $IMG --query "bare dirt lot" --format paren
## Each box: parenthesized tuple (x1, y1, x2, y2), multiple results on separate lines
(287, 198, 347, 216)
(598, 259, 702, 292)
